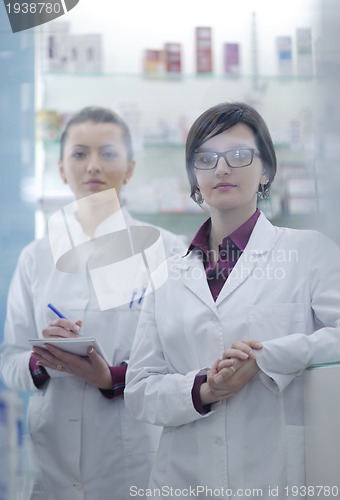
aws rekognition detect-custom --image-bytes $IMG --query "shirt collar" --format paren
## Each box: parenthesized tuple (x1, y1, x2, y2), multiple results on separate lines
(186, 208, 260, 256)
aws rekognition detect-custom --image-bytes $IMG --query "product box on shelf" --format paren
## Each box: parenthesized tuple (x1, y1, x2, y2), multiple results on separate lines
(143, 49, 165, 77)
(64, 34, 103, 73)
(41, 21, 70, 73)
(164, 43, 182, 75)
(41, 22, 103, 74)
(36, 110, 61, 142)
(276, 36, 293, 76)
(195, 27, 213, 74)
(296, 27, 314, 76)
(80, 34, 103, 73)
(223, 43, 240, 75)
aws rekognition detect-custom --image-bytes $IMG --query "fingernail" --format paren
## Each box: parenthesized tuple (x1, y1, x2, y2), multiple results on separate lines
(88, 347, 94, 354)
(36, 361, 41, 366)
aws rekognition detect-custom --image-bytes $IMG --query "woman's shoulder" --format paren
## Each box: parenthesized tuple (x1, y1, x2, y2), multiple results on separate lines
(274, 223, 340, 258)
(17, 236, 51, 264)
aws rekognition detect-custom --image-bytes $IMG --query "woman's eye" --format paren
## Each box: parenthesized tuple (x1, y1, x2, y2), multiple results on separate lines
(202, 154, 215, 163)
(72, 151, 86, 159)
(102, 151, 118, 160)
(232, 150, 246, 160)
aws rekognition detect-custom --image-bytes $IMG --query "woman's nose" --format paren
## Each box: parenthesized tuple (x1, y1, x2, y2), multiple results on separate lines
(86, 155, 102, 174)
(215, 156, 232, 175)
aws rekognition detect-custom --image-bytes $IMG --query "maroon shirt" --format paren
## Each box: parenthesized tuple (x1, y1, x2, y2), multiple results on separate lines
(189, 209, 260, 413)
(29, 355, 126, 399)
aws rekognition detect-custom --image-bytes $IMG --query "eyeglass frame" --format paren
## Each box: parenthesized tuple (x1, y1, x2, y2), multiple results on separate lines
(193, 147, 260, 170)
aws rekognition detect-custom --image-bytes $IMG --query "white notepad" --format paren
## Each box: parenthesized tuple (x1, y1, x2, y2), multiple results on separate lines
(29, 337, 110, 365)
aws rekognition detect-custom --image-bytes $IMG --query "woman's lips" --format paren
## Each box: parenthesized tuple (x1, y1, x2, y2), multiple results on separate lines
(85, 179, 105, 185)
(214, 182, 236, 191)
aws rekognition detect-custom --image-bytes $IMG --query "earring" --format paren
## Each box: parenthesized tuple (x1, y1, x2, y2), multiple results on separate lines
(63, 178, 67, 184)
(123, 179, 128, 185)
(194, 189, 204, 205)
(257, 183, 270, 200)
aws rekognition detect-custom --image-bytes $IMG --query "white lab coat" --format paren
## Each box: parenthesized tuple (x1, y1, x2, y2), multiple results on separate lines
(0, 208, 184, 500)
(125, 213, 340, 500)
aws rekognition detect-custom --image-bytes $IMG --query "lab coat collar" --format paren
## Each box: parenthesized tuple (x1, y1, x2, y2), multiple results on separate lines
(173, 212, 277, 311)
(176, 212, 275, 269)
(61, 204, 134, 245)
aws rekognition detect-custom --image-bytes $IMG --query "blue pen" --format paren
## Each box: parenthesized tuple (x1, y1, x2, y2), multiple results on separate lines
(129, 290, 137, 309)
(47, 303, 67, 319)
(138, 287, 147, 305)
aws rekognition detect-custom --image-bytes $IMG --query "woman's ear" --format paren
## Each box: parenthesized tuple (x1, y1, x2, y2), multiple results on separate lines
(58, 160, 67, 184)
(125, 160, 136, 182)
(260, 170, 269, 185)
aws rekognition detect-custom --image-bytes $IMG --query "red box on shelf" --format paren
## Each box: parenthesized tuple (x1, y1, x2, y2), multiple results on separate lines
(164, 43, 182, 74)
(195, 27, 213, 74)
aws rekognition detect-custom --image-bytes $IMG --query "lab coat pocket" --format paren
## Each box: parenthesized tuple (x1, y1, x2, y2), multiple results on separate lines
(27, 391, 46, 435)
(248, 303, 305, 341)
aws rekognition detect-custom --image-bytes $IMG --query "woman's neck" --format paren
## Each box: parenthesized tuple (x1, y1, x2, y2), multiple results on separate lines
(75, 194, 122, 238)
(209, 206, 256, 254)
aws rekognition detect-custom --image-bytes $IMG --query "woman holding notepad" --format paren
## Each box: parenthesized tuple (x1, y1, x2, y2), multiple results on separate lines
(0, 107, 183, 500)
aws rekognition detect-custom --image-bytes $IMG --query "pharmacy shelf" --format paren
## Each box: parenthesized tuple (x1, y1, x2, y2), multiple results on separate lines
(35, 70, 320, 237)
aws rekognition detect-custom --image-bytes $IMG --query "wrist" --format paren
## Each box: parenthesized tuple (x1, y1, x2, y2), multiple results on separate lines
(200, 382, 220, 405)
(98, 367, 114, 389)
(200, 381, 234, 405)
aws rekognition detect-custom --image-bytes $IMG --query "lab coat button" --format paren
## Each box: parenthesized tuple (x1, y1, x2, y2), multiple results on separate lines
(73, 482, 82, 490)
(79, 292, 87, 299)
(214, 437, 223, 446)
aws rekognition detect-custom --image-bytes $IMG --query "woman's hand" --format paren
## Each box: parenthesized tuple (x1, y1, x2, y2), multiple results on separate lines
(42, 318, 82, 338)
(32, 344, 113, 389)
(200, 339, 263, 405)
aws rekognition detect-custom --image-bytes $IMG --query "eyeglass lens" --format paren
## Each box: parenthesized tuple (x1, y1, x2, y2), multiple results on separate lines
(194, 148, 254, 169)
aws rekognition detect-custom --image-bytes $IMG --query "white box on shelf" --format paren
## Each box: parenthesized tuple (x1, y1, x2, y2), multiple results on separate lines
(276, 36, 293, 76)
(67, 33, 103, 73)
(79, 34, 103, 73)
(296, 27, 314, 76)
(66, 34, 83, 73)
(41, 22, 70, 73)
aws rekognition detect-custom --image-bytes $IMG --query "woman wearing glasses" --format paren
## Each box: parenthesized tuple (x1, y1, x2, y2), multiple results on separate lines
(125, 102, 340, 499)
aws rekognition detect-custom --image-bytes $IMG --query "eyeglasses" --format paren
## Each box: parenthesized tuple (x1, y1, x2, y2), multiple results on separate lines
(194, 148, 259, 170)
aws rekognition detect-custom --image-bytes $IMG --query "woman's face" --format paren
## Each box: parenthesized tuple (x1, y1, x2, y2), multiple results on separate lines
(59, 121, 135, 200)
(195, 123, 268, 214)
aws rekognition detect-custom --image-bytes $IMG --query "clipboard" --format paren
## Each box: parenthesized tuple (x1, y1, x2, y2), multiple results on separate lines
(29, 337, 110, 365)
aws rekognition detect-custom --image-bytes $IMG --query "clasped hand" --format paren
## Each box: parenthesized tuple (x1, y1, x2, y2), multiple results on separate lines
(31, 318, 113, 389)
(200, 339, 263, 406)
